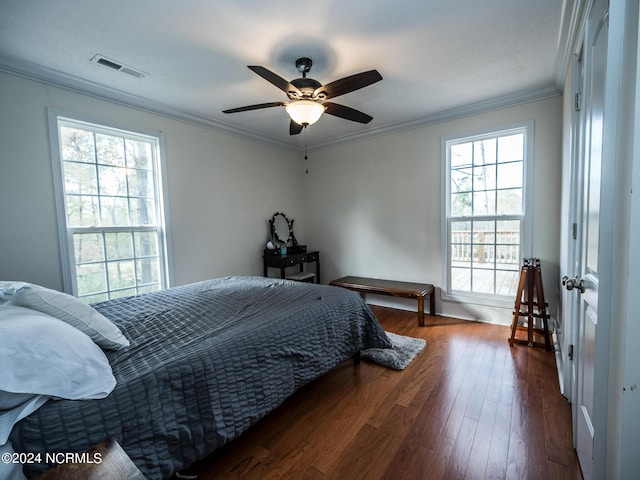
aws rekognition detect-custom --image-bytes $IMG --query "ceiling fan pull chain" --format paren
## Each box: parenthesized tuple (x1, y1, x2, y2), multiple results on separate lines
(304, 126, 309, 174)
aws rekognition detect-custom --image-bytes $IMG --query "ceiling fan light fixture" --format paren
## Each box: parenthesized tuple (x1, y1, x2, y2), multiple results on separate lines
(285, 100, 325, 126)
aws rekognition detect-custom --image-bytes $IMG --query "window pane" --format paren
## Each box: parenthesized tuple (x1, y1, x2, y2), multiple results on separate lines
(74, 233, 104, 264)
(497, 161, 523, 189)
(451, 267, 471, 291)
(451, 192, 472, 217)
(100, 196, 129, 225)
(96, 134, 125, 166)
(134, 231, 158, 257)
(126, 139, 153, 170)
(473, 269, 495, 293)
(128, 168, 155, 198)
(497, 221, 520, 244)
(451, 142, 472, 168)
(66, 195, 99, 227)
(82, 293, 108, 304)
(496, 189, 522, 214)
(105, 232, 133, 260)
(107, 260, 135, 289)
(473, 221, 495, 244)
(64, 162, 97, 195)
(138, 284, 160, 295)
(130, 198, 156, 225)
(498, 134, 523, 162)
(473, 244, 495, 269)
(451, 168, 472, 193)
(473, 190, 496, 216)
(76, 263, 106, 296)
(98, 165, 128, 196)
(451, 221, 471, 267)
(60, 127, 95, 163)
(136, 257, 160, 284)
(496, 244, 520, 268)
(473, 138, 496, 165)
(110, 288, 137, 299)
(496, 270, 519, 296)
(473, 165, 496, 191)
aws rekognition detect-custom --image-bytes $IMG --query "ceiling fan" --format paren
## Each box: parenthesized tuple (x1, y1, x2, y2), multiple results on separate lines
(223, 57, 383, 135)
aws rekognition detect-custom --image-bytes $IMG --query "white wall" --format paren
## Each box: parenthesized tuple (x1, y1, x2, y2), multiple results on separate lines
(304, 96, 563, 324)
(0, 71, 302, 291)
(0, 70, 563, 326)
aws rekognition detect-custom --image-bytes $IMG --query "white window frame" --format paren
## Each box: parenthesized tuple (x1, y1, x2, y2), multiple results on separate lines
(441, 121, 534, 308)
(48, 108, 174, 300)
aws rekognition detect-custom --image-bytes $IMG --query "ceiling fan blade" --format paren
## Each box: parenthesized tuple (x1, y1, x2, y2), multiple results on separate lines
(314, 70, 382, 100)
(248, 66, 303, 97)
(323, 102, 373, 124)
(289, 120, 303, 135)
(222, 102, 286, 114)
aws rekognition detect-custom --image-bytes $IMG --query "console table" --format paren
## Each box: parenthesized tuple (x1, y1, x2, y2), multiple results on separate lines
(263, 250, 320, 283)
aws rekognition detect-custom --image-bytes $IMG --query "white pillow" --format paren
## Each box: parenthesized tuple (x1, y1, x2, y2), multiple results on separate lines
(9, 283, 129, 350)
(0, 305, 116, 443)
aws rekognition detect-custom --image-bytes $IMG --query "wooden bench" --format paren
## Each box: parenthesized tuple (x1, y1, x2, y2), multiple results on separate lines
(329, 276, 436, 326)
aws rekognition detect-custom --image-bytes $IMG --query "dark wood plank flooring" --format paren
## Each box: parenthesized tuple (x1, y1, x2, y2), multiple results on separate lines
(172, 306, 582, 480)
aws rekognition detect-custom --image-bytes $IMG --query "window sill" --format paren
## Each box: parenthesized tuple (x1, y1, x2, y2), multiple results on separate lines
(441, 291, 515, 309)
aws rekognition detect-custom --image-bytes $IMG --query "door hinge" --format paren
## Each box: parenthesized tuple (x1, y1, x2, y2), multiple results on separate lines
(572, 223, 578, 240)
(575, 92, 582, 111)
(569, 344, 574, 361)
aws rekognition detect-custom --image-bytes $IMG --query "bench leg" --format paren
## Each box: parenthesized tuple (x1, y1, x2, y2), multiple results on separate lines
(430, 290, 436, 316)
(418, 296, 425, 327)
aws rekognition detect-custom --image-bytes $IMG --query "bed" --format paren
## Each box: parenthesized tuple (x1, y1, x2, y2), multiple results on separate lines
(3, 276, 391, 479)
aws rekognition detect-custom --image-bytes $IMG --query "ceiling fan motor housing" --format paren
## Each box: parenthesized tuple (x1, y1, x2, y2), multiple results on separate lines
(289, 77, 322, 99)
(295, 57, 313, 75)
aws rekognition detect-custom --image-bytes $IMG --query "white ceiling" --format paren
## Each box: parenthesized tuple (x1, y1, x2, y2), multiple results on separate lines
(0, 0, 568, 149)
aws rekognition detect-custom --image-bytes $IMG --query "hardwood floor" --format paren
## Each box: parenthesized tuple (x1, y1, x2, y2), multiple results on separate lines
(172, 306, 582, 480)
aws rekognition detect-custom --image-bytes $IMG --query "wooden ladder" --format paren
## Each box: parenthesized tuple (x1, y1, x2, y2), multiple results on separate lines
(508, 258, 552, 351)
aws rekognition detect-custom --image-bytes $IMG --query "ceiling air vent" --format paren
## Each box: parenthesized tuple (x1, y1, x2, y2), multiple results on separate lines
(90, 54, 147, 78)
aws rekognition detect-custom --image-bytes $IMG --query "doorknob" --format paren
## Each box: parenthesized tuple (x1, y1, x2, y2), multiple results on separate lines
(562, 275, 585, 293)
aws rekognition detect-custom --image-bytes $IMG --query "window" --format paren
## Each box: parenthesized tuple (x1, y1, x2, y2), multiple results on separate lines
(50, 111, 171, 303)
(443, 123, 532, 305)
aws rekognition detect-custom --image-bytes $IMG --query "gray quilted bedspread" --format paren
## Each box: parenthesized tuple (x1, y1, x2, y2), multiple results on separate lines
(10, 276, 390, 479)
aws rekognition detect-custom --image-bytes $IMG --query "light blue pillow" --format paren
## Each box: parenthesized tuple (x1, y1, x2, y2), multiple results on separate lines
(0, 282, 26, 305)
(7, 283, 129, 350)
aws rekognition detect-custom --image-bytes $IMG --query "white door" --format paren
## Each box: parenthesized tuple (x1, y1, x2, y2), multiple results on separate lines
(571, 1, 609, 478)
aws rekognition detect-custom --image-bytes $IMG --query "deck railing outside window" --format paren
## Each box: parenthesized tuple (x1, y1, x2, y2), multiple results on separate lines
(450, 230, 520, 265)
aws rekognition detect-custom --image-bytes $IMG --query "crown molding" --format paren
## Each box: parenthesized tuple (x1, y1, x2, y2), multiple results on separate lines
(309, 86, 561, 151)
(0, 54, 292, 150)
(1, 53, 559, 152)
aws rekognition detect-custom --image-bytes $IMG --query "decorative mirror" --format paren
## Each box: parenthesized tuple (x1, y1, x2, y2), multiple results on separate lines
(269, 212, 292, 246)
